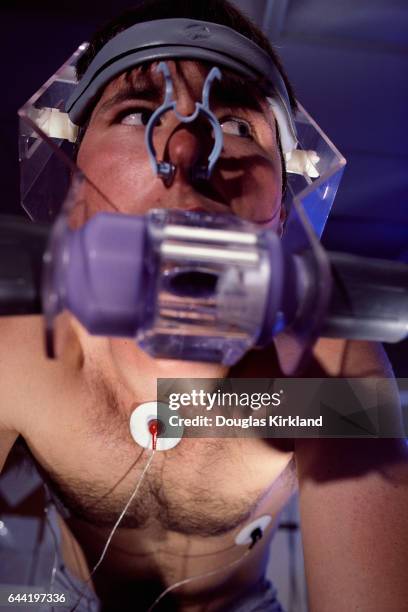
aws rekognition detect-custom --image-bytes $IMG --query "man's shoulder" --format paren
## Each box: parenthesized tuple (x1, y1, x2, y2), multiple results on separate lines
(0, 315, 64, 471)
(0, 315, 45, 427)
(0, 314, 44, 350)
(0, 314, 47, 380)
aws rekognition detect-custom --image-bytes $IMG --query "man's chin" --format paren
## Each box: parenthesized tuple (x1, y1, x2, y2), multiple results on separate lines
(109, 336, 228, 383)
(154, 356, 228, 378)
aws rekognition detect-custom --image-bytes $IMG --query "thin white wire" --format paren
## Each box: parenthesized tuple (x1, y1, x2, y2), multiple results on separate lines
(43, 503, 59, 612)
(70, 449, 155, 611)
(91, 449, 155, 575)
(44, 505, 59, 592)
(45, 506, 94, 598)
(147, 548, 251, 612)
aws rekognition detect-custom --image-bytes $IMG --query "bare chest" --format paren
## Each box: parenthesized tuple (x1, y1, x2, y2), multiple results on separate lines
(7, 317, 295, 536)
(22, 374, 294, 536)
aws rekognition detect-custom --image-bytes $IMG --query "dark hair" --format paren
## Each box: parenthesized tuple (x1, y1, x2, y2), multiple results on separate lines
(76, 0, 296, 109)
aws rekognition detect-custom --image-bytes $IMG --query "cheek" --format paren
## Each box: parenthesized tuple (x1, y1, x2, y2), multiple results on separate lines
(76, 130, 158, 215)
(245, 156, 282, 206)
(220, 150, 283, 225)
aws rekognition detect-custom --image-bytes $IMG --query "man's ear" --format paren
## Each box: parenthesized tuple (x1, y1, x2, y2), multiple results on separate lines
(278, 204, 287, 238)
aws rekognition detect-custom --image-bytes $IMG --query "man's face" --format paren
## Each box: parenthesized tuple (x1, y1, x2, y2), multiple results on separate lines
(76, 60, 285, 231)
(65, 59, 285, 389)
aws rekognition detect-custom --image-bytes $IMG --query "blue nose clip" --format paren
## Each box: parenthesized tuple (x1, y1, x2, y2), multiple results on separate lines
(145, 61, 224, 186)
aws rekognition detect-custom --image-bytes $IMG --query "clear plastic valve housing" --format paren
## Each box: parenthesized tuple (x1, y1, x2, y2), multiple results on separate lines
(136, 210, 278, 365)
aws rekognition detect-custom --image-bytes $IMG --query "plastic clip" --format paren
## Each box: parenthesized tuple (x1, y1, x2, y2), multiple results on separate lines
(145, 61, 223, 186)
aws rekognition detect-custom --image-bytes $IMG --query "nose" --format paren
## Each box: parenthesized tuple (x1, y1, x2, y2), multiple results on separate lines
(162, 119, 214, 185)
(165, 124, 201, 182)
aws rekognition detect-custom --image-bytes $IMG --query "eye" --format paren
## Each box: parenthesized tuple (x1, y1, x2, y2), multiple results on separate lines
(220, 117, 253, 139)
(119, 108, 159, 126)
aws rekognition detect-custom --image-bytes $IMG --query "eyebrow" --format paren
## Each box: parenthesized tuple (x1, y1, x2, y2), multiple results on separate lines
(97, 72, 163, 115)
(97, 65, 266, 117)
(211, 73, 265, 112)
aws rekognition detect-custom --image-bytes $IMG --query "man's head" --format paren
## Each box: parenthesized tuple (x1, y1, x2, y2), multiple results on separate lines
(43, 0, 301, 393)
(71, 0, 296, 234)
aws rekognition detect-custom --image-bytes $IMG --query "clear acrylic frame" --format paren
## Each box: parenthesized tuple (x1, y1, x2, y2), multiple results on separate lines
(18, 42, 346, 238)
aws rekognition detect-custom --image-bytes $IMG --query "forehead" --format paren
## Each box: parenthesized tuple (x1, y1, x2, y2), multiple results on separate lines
(96, 59, 267, 113)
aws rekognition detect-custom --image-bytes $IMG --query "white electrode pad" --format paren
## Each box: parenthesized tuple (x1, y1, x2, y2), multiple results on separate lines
(129, 401, 183, 451)
(234, 515, 273, 546)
